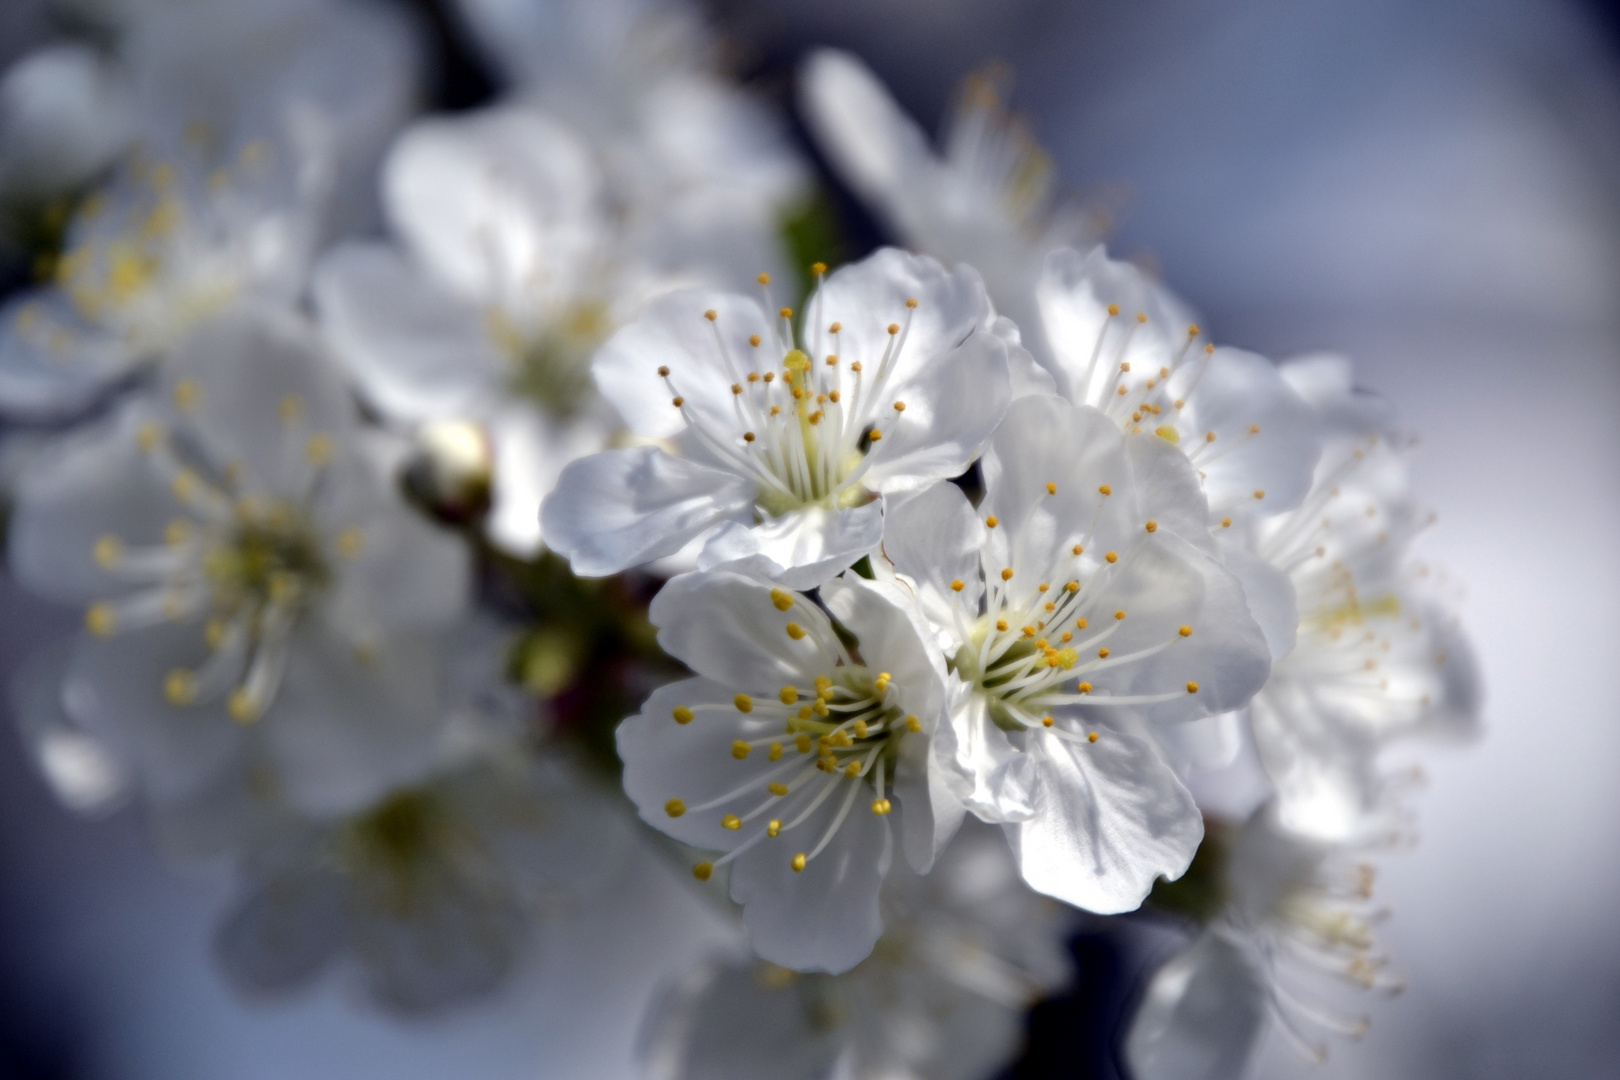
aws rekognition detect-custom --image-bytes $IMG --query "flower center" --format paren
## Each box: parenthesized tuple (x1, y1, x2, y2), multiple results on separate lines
(657, 272, 920, 517)
(82, 386, 362, 724)
(337, 789, 452, 917)
(666, 588, 920, 881)
(488, 300, 609, 420)
(945, 491, 1199, 734)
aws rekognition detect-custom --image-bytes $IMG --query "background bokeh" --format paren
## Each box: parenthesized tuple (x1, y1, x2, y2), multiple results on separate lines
(2, 0, 1618, 1077)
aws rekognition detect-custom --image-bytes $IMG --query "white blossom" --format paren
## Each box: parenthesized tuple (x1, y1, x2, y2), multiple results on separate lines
(0, 134, 326, 418)
(638, 822, 1074, 1080)
(543, 248, 1015, 587)
(213, 748, 631, 1014)
(7, 306, 470, 816)
(315, 103, 637, 555)
(876, 394, 1272, 913)
(1126, 809, 1403, 1078)
(616, 565, 957, 973)
(452, 0, 808, 285)
(1034, 245, 1323, 527)
(799, 48, 1091, 346)
(1241, 355, 1481, 842)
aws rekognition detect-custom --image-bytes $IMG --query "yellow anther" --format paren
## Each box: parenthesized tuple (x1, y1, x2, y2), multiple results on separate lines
(767, 819, 783, 837)
(1105, 551, 1118, 564)
(1098, 484, 1112, 496)
(768, 782, 789, 797)
(873, 672, 891, 692)
(164, 668, 197, 705)
(1038, 583, 1050, 593)
(732, 740, 751, 760)
(202, 618, 226, 649)
(1187, 323, 1200, 336)
(779, 307, 795, 321)
(336, 527, 364, 558)
(1072, 544, 1084, 555)
(1221, 516, 1233, 528)
(1179, 625, 1193, 637)
(791, 853, 807, 872)
(1186, 681, 1200, 693)
(1076, 617, 1089, 629)
(904, 297, 918, 309)
(671, 395, 684, 407)
(868, 429, 882, 441)
(795, 734, 812, 753)
(1022, 625, 1037, 638)
(1204, 343, 1215, 354)
(1060, 631, 1072, 642)
(305, 434, 333, 466)
(722, 814, 742, 830)
(172, 379, 200, 412)
(228, 692, 256, 726)
(1174, 399, 1186, 409)
(1249, 424, 1261, 434)
(1065, 581, 1079, 593)
(811, 262, 828, 275)
(757, 272, 772, 285)
(780, 685, 799, 704)
(905, 715, 921, 732)
(673, 705, 694, 724)
(1098, 647, 1111, 658)
(85, 602, 117, 637)
(1088, 732, 1099, 743)
(136, 423, 163, 453)
(829, 321, 842, 333)
(984, 516, 999, 529)
(1145, 520, 1158, 533)
(785, 623, 806, 640)
(693, 862, 713, 881)
(1107, 303, 1120, 316)
(171, 469, 199, 502)
(1077, 682, 1092, 694)
(704, 309, 717, 321)
(743, 431, 756, 442)
(734, 694, 753, 714)
(1206, 431, 1218, 443)
(93, 534, 123, 569)
(768, 742, 783, 761)
(1041, 716, 1054, 727)
(797, 705, 812, 720)
(995, 620, 1009, 632)
(1114, 609, 1127, 620)
(892, 401, 905, 412)
(1046, 482, 1056, 495)
(1001, 568, 1014, 581)
(1117, 386, 1129, 396)
(1120, 362, 1131, 373)
(828, 389, 840, 401)
(843, 761, 861, 778)
(277, 395, 304, 426)
(850, 361, 862, 373)
(657, 365, 670, 377)
(770, 588, 794, 611)
(853, 720, 868, 738)
(871, 799, 893, 815)
(1254, 489, 1266, 500)
(951, 579, 965, 592)
(814, 675, 832, 692)
(665, 798, 686, 817)
(887, 323, 899, 335)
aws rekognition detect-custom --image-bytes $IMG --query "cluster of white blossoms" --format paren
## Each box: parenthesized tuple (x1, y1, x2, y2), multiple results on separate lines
(0, 5, 1477, 1076)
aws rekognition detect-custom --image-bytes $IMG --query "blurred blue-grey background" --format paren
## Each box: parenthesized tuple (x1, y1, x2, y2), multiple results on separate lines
(3, 0, 1618, 1076)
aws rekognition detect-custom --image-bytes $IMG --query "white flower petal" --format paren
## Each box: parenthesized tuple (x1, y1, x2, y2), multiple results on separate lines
(541, 446, 755, 576)
(875, 481, 985, 637)
(1168, 347, 1322, 517)
(797, 49, 933, 222)
(728, 780, 893, 974)
(698, 501, 882, 589)
(1008, 726, 1202, 912)
(261, 629, 448, 816)
(648, 567, 842, 687)
(312, 241, 502, 420)
(383, 105, 602, 303)
(947, 682, 1040, 824)
(1123, 933, 1269, 1080)
(0, 291, 136, 419)
(214, 835, 349, 995)
(592, 287, 775, 441)
(8, 402, 173, 604)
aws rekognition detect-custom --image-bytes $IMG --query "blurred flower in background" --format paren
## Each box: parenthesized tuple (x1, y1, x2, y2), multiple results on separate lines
(1, 1, 1617, 1080)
